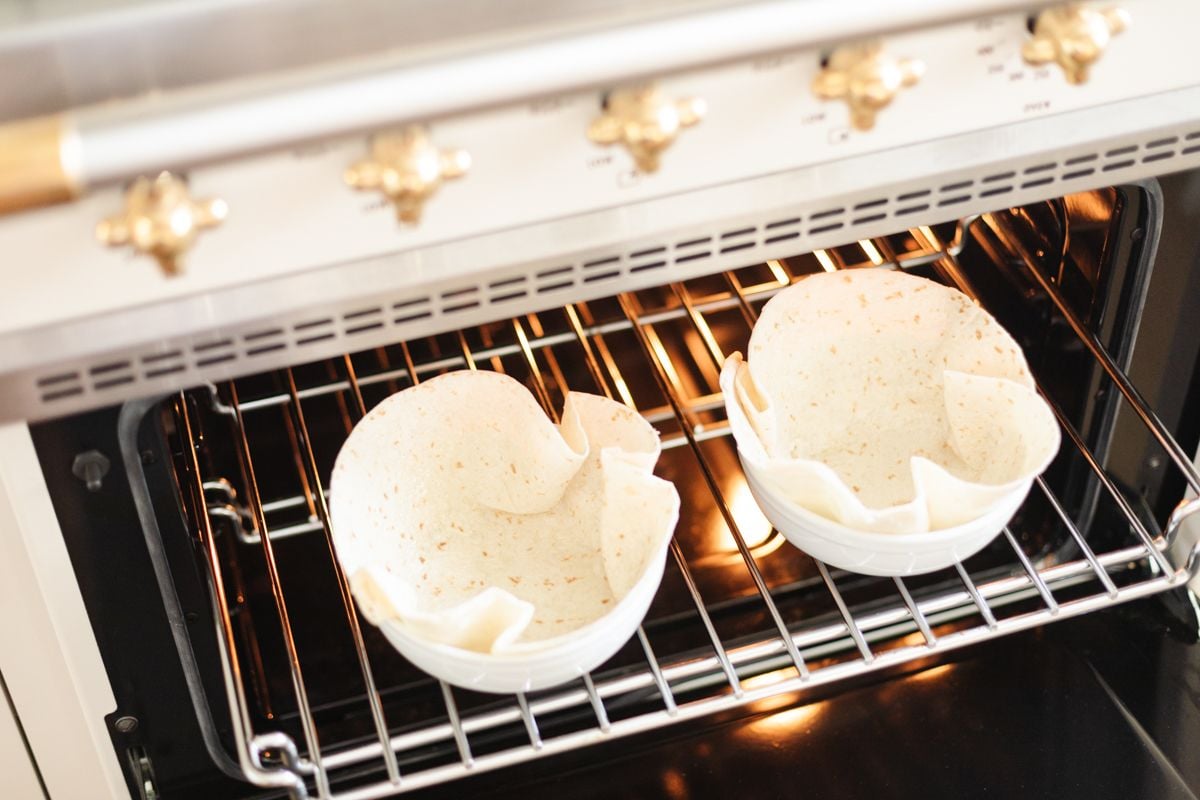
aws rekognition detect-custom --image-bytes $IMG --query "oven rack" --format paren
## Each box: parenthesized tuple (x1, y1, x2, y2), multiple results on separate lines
(164, 217, 1200, 800)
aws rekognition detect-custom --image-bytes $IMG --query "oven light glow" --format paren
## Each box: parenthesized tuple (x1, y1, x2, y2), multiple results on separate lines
(896, 630, 933, 648)
(766, 259, 790, 285)
(908, 662, 955, 683)
(742, 668, 795, 691)
(858, 239, 884, 265)
(814, 250, 837, 272)
(692, 482, 787, 570)
(688, 310, 724, 364)
(729, 482, 775, 550)
(647, 328, 685, 393)
(744, 689, 798, 715)
(662, 768, 688, 799)
(611, 372, 636, 409)
(745, 700, 828, 736)
(914, 225, 939, 252)
(594, 337, 636, 409)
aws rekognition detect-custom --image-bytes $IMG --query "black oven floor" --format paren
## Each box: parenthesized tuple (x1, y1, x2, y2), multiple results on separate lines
(410, 592, 1200, 800)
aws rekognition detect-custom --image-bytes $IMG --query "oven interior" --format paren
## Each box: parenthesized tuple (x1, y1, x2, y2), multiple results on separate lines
(30, 183, 1200, 800)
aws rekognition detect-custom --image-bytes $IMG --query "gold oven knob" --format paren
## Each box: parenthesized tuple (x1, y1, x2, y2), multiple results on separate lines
(95, 172, 227, 276)
(811, 41, 925, 131)
(1022, 4, 1130, 84)
(587, 84, 706, 173)
(345, 125, 470, 224)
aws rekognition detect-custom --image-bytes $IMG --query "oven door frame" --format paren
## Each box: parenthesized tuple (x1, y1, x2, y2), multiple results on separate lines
(0, 664, 45, 800)
(0, 422, 128, 799)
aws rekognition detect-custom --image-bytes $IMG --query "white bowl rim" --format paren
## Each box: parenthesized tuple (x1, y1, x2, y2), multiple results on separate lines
(742, 458, 1031, 546)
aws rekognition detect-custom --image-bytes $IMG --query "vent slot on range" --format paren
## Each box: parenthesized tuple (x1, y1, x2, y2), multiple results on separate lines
(90, 360, 135, 389)
(629, 246, 668, 274)
(764, 217, 802, 244)
(535, 266, 577, 294)
(393, 297, 433, 324)
(342, 306, 385, 336)
(142, 350, 187, 378)
(673, 235, 713, 267)
(440, 287, 481, 314)
(488, 276, 530, 304)
(719, 227, 757, 255)
(582, 255, 622, 284)
(243, 330, 286, 357)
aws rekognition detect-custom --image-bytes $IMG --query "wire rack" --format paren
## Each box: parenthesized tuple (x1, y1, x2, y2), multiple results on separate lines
(165, 212, 1200, 800)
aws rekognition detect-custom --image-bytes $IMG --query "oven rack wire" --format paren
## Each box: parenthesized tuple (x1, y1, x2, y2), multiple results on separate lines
(165, 215, 1200, 800)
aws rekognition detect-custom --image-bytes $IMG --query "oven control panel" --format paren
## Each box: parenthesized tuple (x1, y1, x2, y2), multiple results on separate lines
(0, 0, 1198, 344)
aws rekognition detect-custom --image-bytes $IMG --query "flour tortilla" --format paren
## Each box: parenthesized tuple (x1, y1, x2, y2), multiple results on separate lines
(329, 370, 679, 654)
(721, 269, 1060, 533)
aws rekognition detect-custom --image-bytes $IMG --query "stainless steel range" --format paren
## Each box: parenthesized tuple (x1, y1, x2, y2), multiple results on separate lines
(3, 2, 1200, 798)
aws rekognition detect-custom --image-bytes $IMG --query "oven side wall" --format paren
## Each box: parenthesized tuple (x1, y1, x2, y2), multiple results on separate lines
(0, 423, 126, 800)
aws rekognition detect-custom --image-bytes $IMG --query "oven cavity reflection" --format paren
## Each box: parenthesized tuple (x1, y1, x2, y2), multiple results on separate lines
(746, 702, 828, 737)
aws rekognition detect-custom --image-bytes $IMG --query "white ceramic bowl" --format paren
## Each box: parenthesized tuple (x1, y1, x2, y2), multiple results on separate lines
(329, 373, 680, 695)
(741, 456, 1031, 576)
(371, 545, 668, 693)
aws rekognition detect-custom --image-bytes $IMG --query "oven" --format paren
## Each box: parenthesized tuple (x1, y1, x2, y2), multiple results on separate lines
(3, 2, 1200, 799)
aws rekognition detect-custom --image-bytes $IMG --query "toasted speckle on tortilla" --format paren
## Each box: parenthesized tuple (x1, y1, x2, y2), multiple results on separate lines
(721, 269, 1060, 534)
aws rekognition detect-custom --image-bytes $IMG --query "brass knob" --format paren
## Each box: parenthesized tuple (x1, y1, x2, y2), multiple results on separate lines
(1022, 4, 1130, 84)
(95, 172, 226, 275)
(345, 125, 470, 224)
(811, 41, 925, 131)
(587, 84, 706, 173)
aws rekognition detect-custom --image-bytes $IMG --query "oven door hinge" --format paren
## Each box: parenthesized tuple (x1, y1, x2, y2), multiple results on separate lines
(127, 746, 159, 800)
